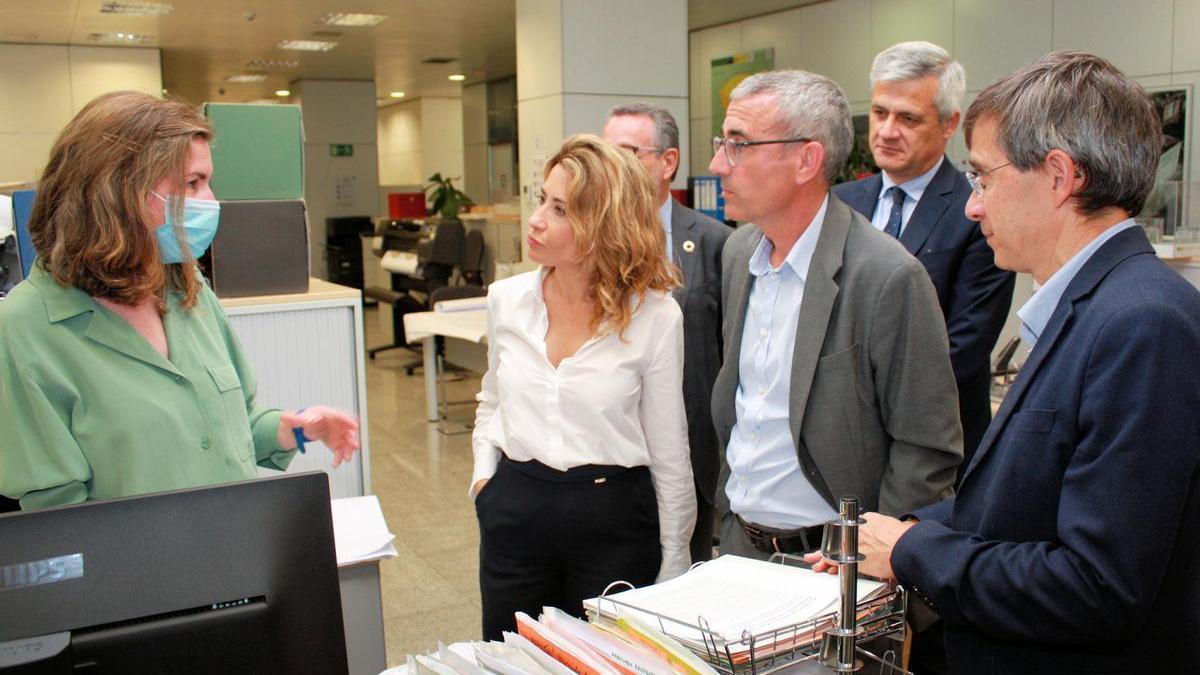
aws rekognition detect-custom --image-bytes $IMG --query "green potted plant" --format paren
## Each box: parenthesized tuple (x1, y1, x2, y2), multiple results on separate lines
(424, 173, 472, 219)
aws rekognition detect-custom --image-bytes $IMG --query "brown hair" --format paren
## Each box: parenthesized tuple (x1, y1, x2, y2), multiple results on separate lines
(964, 51, 1159, 216)
(29, 90, 213, 309)
(545, 134, 680, 338)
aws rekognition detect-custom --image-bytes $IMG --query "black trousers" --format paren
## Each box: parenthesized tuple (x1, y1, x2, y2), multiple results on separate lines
(476, 456, 661, 641)
(690, 494, 715, 563)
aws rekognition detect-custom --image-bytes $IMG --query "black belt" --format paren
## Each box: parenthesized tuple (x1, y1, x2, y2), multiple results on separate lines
(736, 515, 824, 554)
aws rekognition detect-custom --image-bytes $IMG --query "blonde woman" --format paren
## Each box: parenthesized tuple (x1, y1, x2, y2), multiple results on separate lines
(471, 134, 696, 639)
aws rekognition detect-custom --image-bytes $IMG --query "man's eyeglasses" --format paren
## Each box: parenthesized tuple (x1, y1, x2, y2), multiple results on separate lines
(964, 162, 1011, 195)
(616, 143, 665, 157)
(712, 136, 811, 167)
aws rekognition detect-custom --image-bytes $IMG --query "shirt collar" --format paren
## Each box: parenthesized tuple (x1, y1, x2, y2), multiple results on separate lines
(27, 265, 97, 323)
(879, 156, 944, 206)
(659, 196, 673, 237)
(1017, 218, 1139, 345)
(748, 195, 829, 282)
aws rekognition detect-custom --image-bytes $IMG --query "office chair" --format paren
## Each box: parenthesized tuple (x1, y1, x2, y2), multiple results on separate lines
(991, 335, 1021, 387)
(364, 219, 465, 363)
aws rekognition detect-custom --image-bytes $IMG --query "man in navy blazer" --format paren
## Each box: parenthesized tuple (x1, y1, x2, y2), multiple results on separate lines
(833, 42, 1013, 470)
(813, 52, 1200, 674)
(604, 103, 731, 562)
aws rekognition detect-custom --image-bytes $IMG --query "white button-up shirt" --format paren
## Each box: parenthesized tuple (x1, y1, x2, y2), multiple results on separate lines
(659, 196, 674, 263)
(472, 268, 696, 579)
(725, 197, 839, 529)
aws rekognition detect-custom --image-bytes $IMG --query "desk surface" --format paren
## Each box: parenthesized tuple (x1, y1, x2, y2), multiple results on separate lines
(217, 277, 361, 309)
(404, 309, 487, 344)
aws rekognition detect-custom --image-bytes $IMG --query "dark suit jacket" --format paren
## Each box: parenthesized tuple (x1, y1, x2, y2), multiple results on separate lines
(669, 200, 731, 505)
(893, 227, 1200, 674)
(833, 159, 1015, 464)
(712, 195, 962, 518)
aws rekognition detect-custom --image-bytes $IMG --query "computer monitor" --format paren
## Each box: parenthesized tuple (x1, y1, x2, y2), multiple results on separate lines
(0, 472, 348, 674)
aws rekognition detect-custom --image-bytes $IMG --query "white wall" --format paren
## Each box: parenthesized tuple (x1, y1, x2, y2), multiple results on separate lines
(376, 97, 465, 194)
(377, 98, 425, 187)
(0, 44, 161, 184)
(462, 83, 489, 203)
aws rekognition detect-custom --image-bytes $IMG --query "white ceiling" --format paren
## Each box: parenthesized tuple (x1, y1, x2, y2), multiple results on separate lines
(0, 0, 813, 105)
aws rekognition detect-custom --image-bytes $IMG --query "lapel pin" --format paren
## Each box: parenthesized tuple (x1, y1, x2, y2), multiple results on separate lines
(682, 240, 696, 253)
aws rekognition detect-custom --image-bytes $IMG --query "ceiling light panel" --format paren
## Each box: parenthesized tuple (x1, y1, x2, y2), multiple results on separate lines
(246, 59, 299, 70)
(318, 13, 387, 27)
(87, 32, 151, 45)
(226, 74, 267, 83)
(99, 2, 174, 15)
(278, 40, 337, 52)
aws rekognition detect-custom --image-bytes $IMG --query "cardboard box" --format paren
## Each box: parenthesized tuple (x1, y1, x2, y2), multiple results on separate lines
(203, 103, 304, 201)
(201, 200, 310, 298)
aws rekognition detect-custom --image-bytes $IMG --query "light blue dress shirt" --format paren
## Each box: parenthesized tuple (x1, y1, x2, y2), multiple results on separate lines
(725, 196, 837, 529)
(659, 196, 673, 263)
(1017, 219, 1138, 347)
(870, 157, 944, 236)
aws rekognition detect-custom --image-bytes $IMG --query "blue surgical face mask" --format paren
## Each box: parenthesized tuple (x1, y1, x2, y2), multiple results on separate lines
(152, 191, 221, 264)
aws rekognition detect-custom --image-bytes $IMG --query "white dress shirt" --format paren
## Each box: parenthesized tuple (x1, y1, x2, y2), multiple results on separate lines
(472, 268, 696, 580)
(870, 157, 944, 236)
(725, 196, 839, 529)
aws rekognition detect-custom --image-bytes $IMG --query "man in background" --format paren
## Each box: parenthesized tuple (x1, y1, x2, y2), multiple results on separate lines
(603, 103, 730, 562)
(834, 41, 1013, 472)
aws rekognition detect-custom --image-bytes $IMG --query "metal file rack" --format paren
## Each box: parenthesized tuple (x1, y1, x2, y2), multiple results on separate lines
(592, 497, 912, 674)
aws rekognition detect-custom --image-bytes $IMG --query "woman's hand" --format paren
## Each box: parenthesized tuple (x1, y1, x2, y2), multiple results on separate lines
(471, 479, 489, 499)
(278, 406, 361, 467)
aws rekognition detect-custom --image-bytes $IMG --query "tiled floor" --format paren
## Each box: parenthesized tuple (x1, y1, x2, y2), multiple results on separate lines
(360, 307, 486, 667)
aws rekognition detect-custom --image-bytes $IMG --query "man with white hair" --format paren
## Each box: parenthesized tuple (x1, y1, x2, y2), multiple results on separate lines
(834, 42, 1014, 474)
(708, 70, 962, 569)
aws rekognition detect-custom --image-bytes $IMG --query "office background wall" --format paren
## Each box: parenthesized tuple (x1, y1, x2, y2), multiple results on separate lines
(462, 83, 489, 204)
(377, 96, 466, 209)
(0, 44, 161, 185)
(688, 0, 1200, 357)
(688, 0, 1200, 181)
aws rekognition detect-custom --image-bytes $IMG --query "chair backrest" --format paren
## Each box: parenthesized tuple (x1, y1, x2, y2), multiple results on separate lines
(463, 229, 485, 274)
(429, 285, 487, 305)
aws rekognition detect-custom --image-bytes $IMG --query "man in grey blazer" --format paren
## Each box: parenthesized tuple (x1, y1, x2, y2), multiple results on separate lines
(604, 103, 731, 562)
(708, 70, 961, 560)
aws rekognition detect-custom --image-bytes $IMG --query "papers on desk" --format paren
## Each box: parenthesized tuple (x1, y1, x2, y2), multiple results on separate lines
(330, 495, 398, 567)
(434, 297, 487, 313)
(583, 555, 885, 661)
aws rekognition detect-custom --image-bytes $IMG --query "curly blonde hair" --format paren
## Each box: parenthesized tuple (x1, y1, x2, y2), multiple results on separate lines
(29, 91, 213, 310)
(545, 134, 681, 338)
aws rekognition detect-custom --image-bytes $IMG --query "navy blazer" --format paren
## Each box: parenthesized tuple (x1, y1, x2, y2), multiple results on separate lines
(669, 200, 731, 505)
(833, 160, 1014, 464)
(892, 227, 1200, 674)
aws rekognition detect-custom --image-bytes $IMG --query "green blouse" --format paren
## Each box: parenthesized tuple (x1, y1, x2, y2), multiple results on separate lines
(0, 266, 294, 510)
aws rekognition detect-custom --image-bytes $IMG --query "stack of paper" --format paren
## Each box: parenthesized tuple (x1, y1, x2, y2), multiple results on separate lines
(583, 555, 886, 664)
(330, 495, 398, 567)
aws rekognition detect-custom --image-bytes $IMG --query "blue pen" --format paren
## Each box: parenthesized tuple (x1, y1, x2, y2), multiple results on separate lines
(292, 407, 313, 453)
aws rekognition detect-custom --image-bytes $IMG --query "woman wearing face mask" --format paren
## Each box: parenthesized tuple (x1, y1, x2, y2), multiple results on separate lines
(471, 134, 696, 639)
(0, 91, 359, 510)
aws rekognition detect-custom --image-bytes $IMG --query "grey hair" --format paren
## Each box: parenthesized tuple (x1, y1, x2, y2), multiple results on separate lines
(729, 69, 853, 183)
(870, 41, 966, 121)
(609, 102, 679, 151)
(964, 50, 1159, 216)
